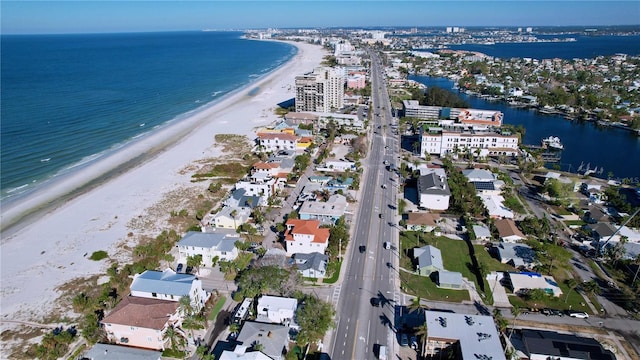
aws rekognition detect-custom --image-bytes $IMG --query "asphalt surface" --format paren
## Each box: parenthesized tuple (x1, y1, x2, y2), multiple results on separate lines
(330, 53, 401, 360)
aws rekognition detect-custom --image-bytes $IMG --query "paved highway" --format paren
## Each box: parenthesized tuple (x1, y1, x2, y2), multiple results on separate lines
(330, 52, 401, 360)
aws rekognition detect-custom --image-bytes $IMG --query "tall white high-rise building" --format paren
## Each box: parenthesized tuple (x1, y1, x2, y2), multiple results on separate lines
(295, 67, 344, 113)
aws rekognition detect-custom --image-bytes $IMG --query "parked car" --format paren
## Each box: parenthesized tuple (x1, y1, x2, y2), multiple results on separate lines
(377, 345, 387, 360)
(185, 266, 193, 274)
(176, 263, 184, 273)
(568, 311, 589, 319)
(410, 335, 418, 349)
(399, 333, 409, 347)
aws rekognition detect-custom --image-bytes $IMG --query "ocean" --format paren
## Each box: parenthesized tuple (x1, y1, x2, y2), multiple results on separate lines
(0, 31, 296, 200)
(410, 75, 640, 181)
(446, 34, 640, 59)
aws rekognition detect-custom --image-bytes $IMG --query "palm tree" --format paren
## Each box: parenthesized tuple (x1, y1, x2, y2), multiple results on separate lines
(582, 280, 601, 297)
(564, 278, 578, 303)
(413, 321, 429, 359)
(163, 325, 186, 352)
(508, 305, 521, 342)
(230, 209, 238, 229)
(229, 322, 240, 335)
(179, 295, 195, 317)
(408, 296, 425, 314)
(492, 308, 508, 335)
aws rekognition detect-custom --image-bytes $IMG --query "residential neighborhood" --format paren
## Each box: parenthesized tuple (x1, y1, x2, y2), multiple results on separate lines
(26, 28, 640, 360)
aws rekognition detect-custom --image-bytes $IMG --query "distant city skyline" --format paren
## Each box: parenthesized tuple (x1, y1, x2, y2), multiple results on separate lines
(2, 1, 639, 35)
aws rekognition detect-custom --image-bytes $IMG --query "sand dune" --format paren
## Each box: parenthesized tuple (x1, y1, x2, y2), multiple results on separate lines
(0, 40, 327, 337)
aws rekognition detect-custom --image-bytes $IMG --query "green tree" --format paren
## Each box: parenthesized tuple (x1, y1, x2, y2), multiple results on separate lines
(295, 295, 335, 346)
(582, 280, 601, 297)
(564, 278, 578, 303)
(163, 325, 186, 352)
(187, 254, 203, 274)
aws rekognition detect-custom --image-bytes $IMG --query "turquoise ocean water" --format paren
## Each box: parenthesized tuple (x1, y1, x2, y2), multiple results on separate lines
(1, 31, 296, 200)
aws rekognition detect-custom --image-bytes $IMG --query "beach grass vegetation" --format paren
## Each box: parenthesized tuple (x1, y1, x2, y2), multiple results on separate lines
(88, 250, 108, 261)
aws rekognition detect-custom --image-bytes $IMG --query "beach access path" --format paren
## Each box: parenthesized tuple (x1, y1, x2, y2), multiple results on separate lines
(0, 39, 328, 348)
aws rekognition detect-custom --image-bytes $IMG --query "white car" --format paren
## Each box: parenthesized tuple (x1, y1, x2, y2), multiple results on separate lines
(383, 242, 391, 249)
(568, 311, 589, 319)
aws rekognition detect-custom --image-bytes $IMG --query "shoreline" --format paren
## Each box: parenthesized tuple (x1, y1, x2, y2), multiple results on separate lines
(0, 39, 327, 341)
(0, 37, 296, 235)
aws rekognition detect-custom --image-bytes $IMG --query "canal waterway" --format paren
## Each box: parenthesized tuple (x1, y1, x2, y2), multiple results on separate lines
(409, 75, 640, 182)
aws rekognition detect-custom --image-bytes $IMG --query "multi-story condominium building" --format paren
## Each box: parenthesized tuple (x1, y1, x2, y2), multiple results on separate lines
(402, 100, 503, 128)
(420, 127, 519, 158)
(284, 219, 330, 256)
(257, 132, 298, 152)
(295, 67, 344, 113)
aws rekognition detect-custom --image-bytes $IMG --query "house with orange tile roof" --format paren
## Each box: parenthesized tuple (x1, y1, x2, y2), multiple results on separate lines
(101, 296, 182, 351)
(284, 219, 330, 256)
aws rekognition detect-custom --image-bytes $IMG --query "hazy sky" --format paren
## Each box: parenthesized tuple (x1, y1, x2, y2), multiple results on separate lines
(2, 1, 639, 34)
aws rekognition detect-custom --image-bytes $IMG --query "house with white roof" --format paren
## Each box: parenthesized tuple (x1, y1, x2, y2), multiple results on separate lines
(462, 168, 496, 182)
(255, 295, 298, 326)
(177, 231, 240, 263)
(316, 160, 356, 173)
(299, 194, 347, 224)
(417, 172, 451, 211)
(424, 311, 506, 360)
(235, 174, 277, 200)
(292, 252, 328, 278)
(506, 272, 563, 297)
(479, 194, 514, 219)
(284, 219, 330, 256)
(129, 269, 209, 312)
(472, 224, 492, 241)
(219, 345, 272, 360)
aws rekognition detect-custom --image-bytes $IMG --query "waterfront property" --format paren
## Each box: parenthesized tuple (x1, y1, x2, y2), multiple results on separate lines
(176, 231, 240, 263)
(129, 269, 210, 312)
(419, 126, 519, 158)
(82, 343, 162, 360)
(402, 100, 503, 128)
(101, 296, 181, 351)
(295, 67, 344, 113)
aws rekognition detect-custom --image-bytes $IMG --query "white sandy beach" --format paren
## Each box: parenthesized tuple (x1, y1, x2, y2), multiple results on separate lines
(0, 40, 326, 344)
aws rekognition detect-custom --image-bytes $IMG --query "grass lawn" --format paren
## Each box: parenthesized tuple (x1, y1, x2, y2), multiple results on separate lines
(162, 349, 186, 358)
(323, 259, 342, 284)
(208, 296, 227, 321)
(563, 220, 586, 226)
(399, 231, 513, 304)
(399, 271, 470, 302)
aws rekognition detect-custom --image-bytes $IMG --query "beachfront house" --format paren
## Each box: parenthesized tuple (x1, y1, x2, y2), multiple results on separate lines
(101, 296, 181, 351)
(211, 206, 251, 230)
(256, 132, 299, 153)
(235, 174, 277, 200)
(82, 343, 162, 360)
(177, 231, 240, 264)
(129, 269, 209, 312)
(284, 219, 330, 256)
(316, 160, 356, 173)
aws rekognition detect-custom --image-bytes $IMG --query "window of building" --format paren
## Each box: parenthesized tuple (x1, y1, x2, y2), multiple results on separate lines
(152, 292, 157, 297)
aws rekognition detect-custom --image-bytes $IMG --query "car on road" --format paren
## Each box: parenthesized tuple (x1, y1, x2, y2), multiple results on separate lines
(379, 213, 384, 219)
(567, 311, 589, 319)
(399, 333, 409, 347)
(383, 242, 391, 250)
(176, 263, 184, 273)
(359, 245, 366, 253)
(381, 184, 387, 189)
(370, 297, 381, 307)
(377, 345, 387, 360)
(541, 308, 563, 317)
